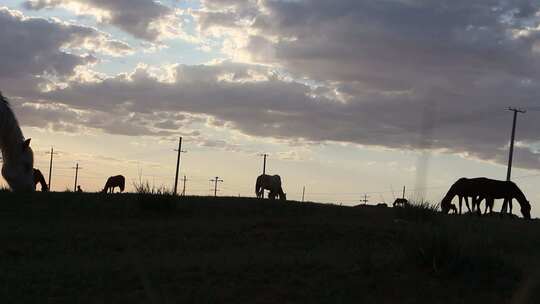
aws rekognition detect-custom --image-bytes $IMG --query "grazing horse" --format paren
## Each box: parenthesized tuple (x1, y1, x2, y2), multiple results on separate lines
(442, 177, 531, 219)
(101, 175, 125, 193)
(474, 178, 530, 219)
(33, 168, 48, 192)
(255, 174, 286, 200)
(441, 178, 482, 214)
(0, 93, 34, 192)
(392, 198, 409, 208)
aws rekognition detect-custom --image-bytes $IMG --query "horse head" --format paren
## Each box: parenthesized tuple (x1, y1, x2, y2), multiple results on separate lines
(440, 196, 453, 214)
(521, 201, 531, 219)
(2, 138, 35, 192)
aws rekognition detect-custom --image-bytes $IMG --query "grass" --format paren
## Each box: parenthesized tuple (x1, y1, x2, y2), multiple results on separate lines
(1, 192, 540, 303)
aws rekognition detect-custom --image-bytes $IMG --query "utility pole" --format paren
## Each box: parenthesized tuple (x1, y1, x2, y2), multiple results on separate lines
(360, 194, 369, 204)
(210, 177, 223, 197)
(46, 147, 57, 190)
(259, 153, 269, 175)
(302, 186, 305, 202)
(506, 108, 526, 181)
(173, 137, 187, 195)
(258, 153, 269, 198)
(72, 163, 82, 192)
(402, 186, 406, 200)
(181, 175, 188, 196)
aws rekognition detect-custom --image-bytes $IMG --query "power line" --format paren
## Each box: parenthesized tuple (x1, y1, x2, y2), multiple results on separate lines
(359, 194, 369, 204)
(210, 176, 223, 197)
(259, 153, 269, 175)
(258, 153, 269, 198)
(46, 146, 58, 191)
(72, 163, 82, 192)
(173, 137, 187, 195)
(181, 175, 188, 196)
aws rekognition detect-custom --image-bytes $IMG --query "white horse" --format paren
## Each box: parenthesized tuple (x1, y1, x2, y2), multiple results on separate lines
(0, 93, 34, 192)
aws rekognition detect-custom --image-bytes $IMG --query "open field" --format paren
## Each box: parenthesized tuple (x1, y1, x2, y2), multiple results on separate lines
(1, 192, 540, 303)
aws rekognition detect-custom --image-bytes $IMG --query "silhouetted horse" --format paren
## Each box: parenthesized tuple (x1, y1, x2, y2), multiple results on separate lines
(101, 175, 125, 193)
(442, 177, 531, 219)
(393, 198, 409, 208)
(33, 168, 48, 192)
(441, 178, 482, 214)
(0, 92, 34, 192)
(476, 178, 530, 218)
(255, 174, 286, 200)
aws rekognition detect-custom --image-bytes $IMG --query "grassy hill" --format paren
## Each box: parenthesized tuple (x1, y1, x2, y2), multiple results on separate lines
(1, 192, 540, 303)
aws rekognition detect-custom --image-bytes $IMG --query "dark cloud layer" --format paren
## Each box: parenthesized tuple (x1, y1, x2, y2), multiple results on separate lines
(0, 7, 131, 96)
(23, 0, 179, 41)
(4, 2, 540, 170)
(38, 61, 540, 169)
(192, 0, 540, 168)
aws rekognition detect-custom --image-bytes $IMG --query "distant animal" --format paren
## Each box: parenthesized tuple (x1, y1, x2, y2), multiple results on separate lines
(33, 168, 48, 192)
(393, 198, 409, 208)
(442, 177, 531, 219)
(377, 203, 388, 208)
(0, 92, 34, 192)
(101, 175, 125, 193)
(255, 174, 286, 200)
(76, 185, 83, 193)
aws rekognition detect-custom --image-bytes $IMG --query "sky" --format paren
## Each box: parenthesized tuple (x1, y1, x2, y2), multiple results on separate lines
(2, 0, 540, 215)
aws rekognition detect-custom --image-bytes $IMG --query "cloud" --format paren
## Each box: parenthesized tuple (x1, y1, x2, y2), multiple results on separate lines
(0, 7, 131, 96)
(23, 0, 188, 42)
(190, 0, 540, 168)
(6, 1, 540, 172)
(30, 59, 540, 170)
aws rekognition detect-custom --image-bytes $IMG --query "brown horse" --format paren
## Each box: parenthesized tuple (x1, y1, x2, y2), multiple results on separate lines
(33, 168, 48, 192)
(255, 174, 286, 200)
(101, 175, 125, 193)
(442, 177, 531, 219)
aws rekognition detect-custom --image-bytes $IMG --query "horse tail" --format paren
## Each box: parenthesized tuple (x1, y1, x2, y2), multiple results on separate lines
(40, 172, 49, 192)
(119, 176, 125, 192)
(255, 176, 261, 195)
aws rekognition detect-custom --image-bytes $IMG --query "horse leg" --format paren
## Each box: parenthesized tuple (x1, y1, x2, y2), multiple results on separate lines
(488, 197, 494, 214)
(509, 198, 513, 215)
(458, 196, 463, 214)
(464, 196, 471, 213)
(472, 196, 480, 215)
(501, 198, 508, 215)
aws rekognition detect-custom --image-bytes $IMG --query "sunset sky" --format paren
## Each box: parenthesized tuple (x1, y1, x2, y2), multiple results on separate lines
(2, 0, 540, 214)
